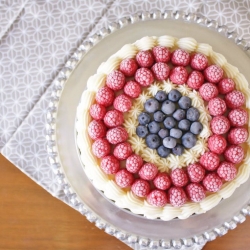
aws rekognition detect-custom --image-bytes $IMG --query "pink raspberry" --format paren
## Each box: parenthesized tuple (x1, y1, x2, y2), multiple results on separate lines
(218, 78, 235, 94)
(106, 126, 128, 144)
(131, 179, 150, 197)
(187, 163, 205, 183)
(135, 67, 154, 87)
(103, 109, 123, 127)
(169, 66, 188, 85)
(190, 53, 208, 71)
(89, 103, 106, 120)
(123, 80, 141, 98)
(88, 120, 106, 140)
(136, 50, 154, 68)
(199, 83, 218, 101)
(115, 169, 134, 188)
(106, 70, 125, 91)
(186, 183, 206, 202)
(187, 71, 204, 89)
(225, 90, 245, 109)
(208, 97, 227, 116)
(92, 138, 110, 158)
(200, 151, 220, 171)
(171, 49, 190, 66)
(210, 116, 230, 135)
(126, 154, 143, 173)
(113, 142, 133, 160)
(228, 127, 248, 145)
(168, 187, 187, 207)
(151, 62, 170, 80)
(113, 94, 132, 113)
(95, 86, 115, 107)
(147, 190, 168, 207)
(224, 145, 244, 164)
(217, 162, 237, 181)
(203, 173, 222, 192)
(153, 173, 172, 190)
(204, 65, 223, 83)
(152, 46, 171, 63)
(170, 168, 188, 187)
(100, 155, 120, 174)
(208, 135, 227, 154)
(119, 58, 138, 76)
(228, 108, 248, 127)
(138, 163, 158, 181)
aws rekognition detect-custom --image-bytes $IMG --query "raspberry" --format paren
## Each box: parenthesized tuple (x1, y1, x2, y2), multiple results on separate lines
(88, 120, 106, 140)
(147, 190, 168, 207)
(187, 163, 205, 183)
(89, 103, 106, 120)
(186, 183, 206, 202)
(190, 53, 208, 71)
(225, 90, 245, 109)
(115, 169, 134, 188)
(113, 142, 133, 160)
(170, 168, 188, 187)
(199, 83, 218, 101)
(119, 58, 138, 76)
(228, 127, 248, 145)
(106, 70, 125, 91)
(106, 126, 128, 144)
(208, 135, 227, 154)
(152, 46, 171, 63)
(171, 49, 190, 66)
(104, 109, 123, 127)
(92, 138, 110, 158)
(126, 154, 143, 173)
(169, 66, 188, 85)
(217, 162, 237, 181)
(187, 71, 204, 89)
(168, 187, 187, 207)
(218, 78, 235, 94)
(210, 116, 230, 135)
(203, 173, 222, 192)
(100, 155, 120, 174)
(138, 163, 158, 181)
(113, 94, 132, 113)
(208, 97, 227, 116)
(123, 80, 141, 98)
(224, 145, 244, 164)
(151, 62, 170, 80)
(153, 173, 171, 190)
(204, 65, 223, 83)
(228, 108, 248, 127)
(95, 86, 115, 107)
(135, 67, 154, 87)
(131, 179, 150, 197)
(200, 151, 220, 171)
(136, 50, 154, 68)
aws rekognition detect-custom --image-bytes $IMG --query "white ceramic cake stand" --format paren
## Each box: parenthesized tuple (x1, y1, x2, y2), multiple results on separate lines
(46, 11, 250, 249)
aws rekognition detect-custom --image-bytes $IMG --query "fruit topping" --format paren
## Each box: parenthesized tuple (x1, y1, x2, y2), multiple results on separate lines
(208, 134, 227, 154)
(113, 142, 133, 160)
(204, 65, 223, 83)
(119, 58, 138, 76)
(200, 151, 220, 171)
(224, 145, 244, 164)
(100, 155, 120, 174)
(139, 163, 158, 180)
(123, 80, 141, 98)
(106, 70, 125, 90)
(131, 179, 150, 197)
(115, 169, 134, 188)
(210, 116, 230, 135)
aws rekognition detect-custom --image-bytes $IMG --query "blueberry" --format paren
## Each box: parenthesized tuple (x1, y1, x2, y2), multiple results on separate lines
(161, 100, 176, 115)
(173, 109, 186, 121)
(144, 98, 160, 113)
(178, 119, 191, 131)
(146, 134, 161, 149)
(155, 90, 168, 102)
(153, 110, 165, 122)
(163, 117, 176, 129)
(163, 137, 177, 149)
(178, 96, 191, 109)
(138, 112, 151, 125)
(136, 125, 149, 138)
(157, 145, 171, 158)
(182, 132, 197, 148)
(186, 107, 200, 122)
(172, 144, 184, 156)
(158, 128, 169, 139)
(170, 128, 183, 139)
(168, 89, 182, 102)
(190, 121, 203, 135)
(148, 121, 161, 134)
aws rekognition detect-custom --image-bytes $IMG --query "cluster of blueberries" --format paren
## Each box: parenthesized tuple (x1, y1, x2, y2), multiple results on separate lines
(136, 90, 203, 157)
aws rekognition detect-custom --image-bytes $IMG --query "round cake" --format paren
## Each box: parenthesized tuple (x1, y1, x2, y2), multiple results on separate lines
(76, 35, 250, 220)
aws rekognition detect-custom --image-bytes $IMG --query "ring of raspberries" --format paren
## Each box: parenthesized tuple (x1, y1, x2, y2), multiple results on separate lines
(87, 45, 248, 208)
